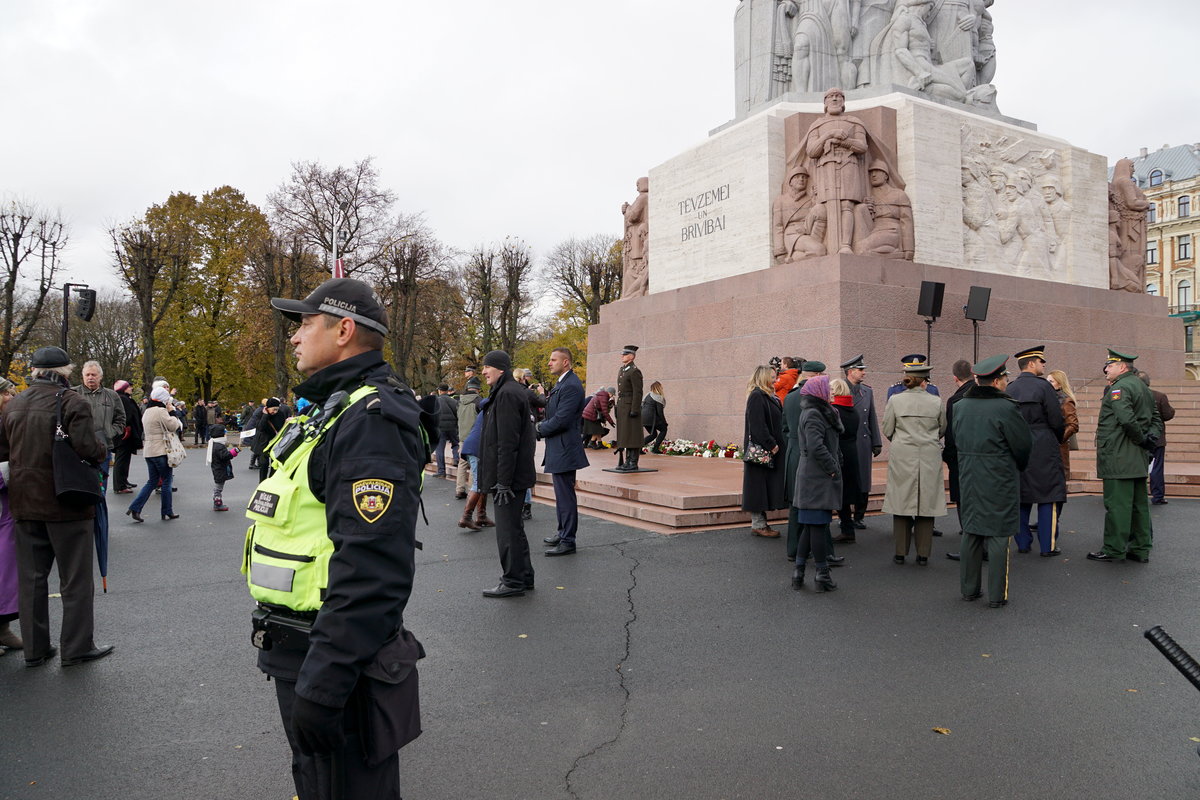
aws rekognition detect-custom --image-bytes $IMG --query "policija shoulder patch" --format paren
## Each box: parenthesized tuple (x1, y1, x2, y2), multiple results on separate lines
(353, 479, 394, 523)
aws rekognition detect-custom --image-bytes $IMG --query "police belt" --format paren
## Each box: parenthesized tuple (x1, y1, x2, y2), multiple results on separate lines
(251, 603, 316, 653)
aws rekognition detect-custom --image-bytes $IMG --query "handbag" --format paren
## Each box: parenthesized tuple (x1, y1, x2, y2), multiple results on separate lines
(744, 437, 775, 468)
(166, 429, 187, 468)
(52, 390, 103, 507)
(1067, 433, 1079, 452)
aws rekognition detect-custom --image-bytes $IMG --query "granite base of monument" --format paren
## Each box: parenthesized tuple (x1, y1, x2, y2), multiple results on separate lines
(588, 254, 1182, 448)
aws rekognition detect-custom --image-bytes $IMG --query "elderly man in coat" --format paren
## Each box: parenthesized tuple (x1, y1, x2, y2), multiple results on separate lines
(881, 360, 947, 565)
(953, 355, 1033, 608)
(537, 347, 589, 556)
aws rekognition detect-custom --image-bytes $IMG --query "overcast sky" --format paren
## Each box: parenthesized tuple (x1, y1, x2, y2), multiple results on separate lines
(3, 1, 1197, 291)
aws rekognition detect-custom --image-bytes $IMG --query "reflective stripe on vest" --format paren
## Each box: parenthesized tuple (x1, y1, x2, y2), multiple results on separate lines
(241, 384, 376, 611)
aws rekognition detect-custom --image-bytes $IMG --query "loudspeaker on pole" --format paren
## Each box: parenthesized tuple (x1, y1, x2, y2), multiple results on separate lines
(917, 281, 945, 319)
(964, 286, 991, 321)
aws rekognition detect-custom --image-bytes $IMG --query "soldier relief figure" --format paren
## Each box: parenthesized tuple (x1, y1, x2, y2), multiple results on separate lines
(1108, 158, 1150, 293)
(621, 177, 649, 298)
(774, 88, 914, 263)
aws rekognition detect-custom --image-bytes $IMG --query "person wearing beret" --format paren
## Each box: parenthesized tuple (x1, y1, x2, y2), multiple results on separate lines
(1087, 349, 1162, 563)
(881, 360, 947, 565)
(613, 345, 644, 472)
(0, 346, 112, 667)
(1006, 346, 1066, 557)
(952, 355, 1032, 608)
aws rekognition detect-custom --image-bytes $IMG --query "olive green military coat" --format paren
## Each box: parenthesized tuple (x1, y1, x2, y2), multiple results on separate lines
(951, 384, 1033, 537)
(1095, 369, 1160, 480)
(881, 386, 947, 518)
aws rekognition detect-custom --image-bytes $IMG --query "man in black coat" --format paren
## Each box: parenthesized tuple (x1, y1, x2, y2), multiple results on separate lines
(537, 347, 589, 555)
(112, 379, 144, 493)
(1006, 346, 1066, 556)
(942, 359, 974, 530)
(840, 354, 881, 531)
(477, 350, 537, 597)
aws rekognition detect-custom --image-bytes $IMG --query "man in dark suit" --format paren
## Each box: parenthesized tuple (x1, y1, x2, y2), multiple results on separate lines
(537, 347, 590, 556)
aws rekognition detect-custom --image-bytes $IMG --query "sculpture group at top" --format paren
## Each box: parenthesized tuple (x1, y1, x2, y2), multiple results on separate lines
(770, 0, 997, 110)
(621, 177, 650, 298)
(774, 88, 914, 263)
(960, 124, 1072, 279)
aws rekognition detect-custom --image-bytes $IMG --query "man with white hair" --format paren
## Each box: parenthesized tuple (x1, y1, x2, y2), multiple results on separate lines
(74, 361, 125, 565)
(0, 346, 113, 667)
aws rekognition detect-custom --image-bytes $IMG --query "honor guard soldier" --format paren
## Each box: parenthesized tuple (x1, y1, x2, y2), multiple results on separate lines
(1006, 346, 1066, 556)
(613, 345, 644, 472)
(1087, 348, 1162, 564)
(886, 354, 940, 400)
(953, 355, 1032, 608)
(243, 278, 428, 799)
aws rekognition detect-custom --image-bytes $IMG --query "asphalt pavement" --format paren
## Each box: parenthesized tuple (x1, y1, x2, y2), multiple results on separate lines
(3, 451, 1200, 799)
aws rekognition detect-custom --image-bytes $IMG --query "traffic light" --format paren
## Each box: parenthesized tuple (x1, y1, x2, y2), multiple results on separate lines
(75, 288, 97, 321)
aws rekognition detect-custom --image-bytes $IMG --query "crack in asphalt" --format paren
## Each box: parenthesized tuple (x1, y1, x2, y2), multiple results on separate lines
(563, 541, 640, 800)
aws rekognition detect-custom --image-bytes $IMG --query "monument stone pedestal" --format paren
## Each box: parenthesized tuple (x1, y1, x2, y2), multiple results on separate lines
(588, 254, 1182, 448)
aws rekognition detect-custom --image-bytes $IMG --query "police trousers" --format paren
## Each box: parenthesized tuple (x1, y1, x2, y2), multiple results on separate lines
(274, 678, 401, 800)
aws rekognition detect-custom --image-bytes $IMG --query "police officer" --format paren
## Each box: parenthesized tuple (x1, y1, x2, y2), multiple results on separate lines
(244, 278, 426, 800)
(1087, 348, 1161, 564)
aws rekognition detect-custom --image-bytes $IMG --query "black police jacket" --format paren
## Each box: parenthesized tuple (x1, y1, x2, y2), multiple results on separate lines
(257, 350, 425, 710)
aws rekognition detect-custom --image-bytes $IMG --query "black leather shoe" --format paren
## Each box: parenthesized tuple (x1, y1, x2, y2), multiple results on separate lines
(1017, 548, 1030, 554)
(62, 645, 114, 667)
(988, 600, 1008, 609)
(126, 508, 144, 523)
(932, 529, 943, 537)
(545, 542, 576, 557)
(893, 555, 905, 565)
(1040, 549, 1062, 558)
(1126, 552, 1150, 563)
(543, 535, 561, 545)
(962, 592, 982, 601)
(853, 520, 866, 530)
(524, 583, 535, 591)
(1151, 499, 1169, 505)
(916, 555, 929, 566)
(1087, 551, 1121, 562)
(831, 534, 856, 544)
(24, 646, 58, 668)
(827, 555, 845, 565)
(946, 552, 961, 561)
(162, 513, 180, 521)
(482, 584, 525, 598)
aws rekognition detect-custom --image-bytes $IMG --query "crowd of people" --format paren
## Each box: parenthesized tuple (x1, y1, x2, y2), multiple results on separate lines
(739, 347, 1171, 606)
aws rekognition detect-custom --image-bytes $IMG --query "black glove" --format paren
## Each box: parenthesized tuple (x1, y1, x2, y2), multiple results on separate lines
(1139, 431, 1161, 451)
(291, 695, 345, 755)
(872, 445, 882, 457)
(493, 485, 515, 505)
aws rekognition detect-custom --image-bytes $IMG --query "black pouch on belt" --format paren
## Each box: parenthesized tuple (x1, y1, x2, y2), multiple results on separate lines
(354, 628, 426, 764)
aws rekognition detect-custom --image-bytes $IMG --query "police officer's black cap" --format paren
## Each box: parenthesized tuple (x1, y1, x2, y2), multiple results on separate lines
(972, 354, 1008, 379)
(1013, 345, 1046, 361)
(31, 346, 70, 368)
(271, 278, 389, 336)
(622, 345, 639, 355)
(840, 354, 866, 371)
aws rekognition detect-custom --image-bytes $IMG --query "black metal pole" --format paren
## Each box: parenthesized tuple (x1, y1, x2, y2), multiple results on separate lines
(973, 319, 980, 363)
(60, 282, 89, 350)
(925, 317, 934, 363)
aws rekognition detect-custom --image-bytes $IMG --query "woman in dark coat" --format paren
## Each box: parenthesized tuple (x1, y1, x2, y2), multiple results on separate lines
(830, 378, 862, 543)
(792, 376, 843, 591)
(581, 388, 615, 449)
(641, 381, 668, 453)
(742, 366, 787, 537)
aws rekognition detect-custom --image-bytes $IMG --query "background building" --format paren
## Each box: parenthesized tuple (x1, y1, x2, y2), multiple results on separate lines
(1125, 143, 1200, 378)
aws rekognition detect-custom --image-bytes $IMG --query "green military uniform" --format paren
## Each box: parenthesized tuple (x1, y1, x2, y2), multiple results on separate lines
(1092, 349, 1161, 561)
(953, 355, 1033, 606)
(614, 346, 644, 471)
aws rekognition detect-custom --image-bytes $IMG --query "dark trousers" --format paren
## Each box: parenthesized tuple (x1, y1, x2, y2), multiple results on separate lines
(642, 424, 668, 452)
(854, 491, 869, 522)
(433, 432, 459, 475)
(795, 523, 831, 567)
(1017, 502, 1058, 553)
(113, 445, 135, 489)
(551, 471, 579, 545)
(194, 422, 208, 445)
(493, 494, 534, 589)
(274, 678, 401, 800)
(959, 534, 1010, 604)
(1102, 477, 1153, 558)
(1149, 445, 1167, 501)
(15, 518, 96, 660)
(129, 456, 174, 516)
(788, 509, 836, 561)
(893, 516, 934, 558)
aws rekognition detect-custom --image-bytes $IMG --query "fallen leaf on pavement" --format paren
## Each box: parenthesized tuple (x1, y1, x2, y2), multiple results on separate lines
(932, 727, 951, 735)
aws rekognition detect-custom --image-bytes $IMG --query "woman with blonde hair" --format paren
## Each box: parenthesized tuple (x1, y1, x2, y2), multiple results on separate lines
(742, 365, 787, 537)
(641, 381, 669, 453)
(1046, 369, 1079, 525)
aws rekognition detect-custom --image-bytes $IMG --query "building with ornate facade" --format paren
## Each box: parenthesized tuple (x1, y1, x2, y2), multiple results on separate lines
(1125, 143, 1200, 378)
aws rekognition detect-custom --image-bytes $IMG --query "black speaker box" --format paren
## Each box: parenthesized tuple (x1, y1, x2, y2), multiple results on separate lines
(917, 281, 944, 318)
(964, 286, 991, 321)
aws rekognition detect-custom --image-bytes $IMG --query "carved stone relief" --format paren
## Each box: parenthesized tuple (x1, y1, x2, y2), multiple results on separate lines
(960, 124, 1068, 278)
(621, 177, 650, 298)
(1108, 158, 1150, 293)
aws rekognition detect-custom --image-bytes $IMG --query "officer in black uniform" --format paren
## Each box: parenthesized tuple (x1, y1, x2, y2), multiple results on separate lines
(245, 278, 427, 800)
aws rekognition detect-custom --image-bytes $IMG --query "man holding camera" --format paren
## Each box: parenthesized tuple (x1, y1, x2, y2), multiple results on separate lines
(1087, 348, 1162, 564)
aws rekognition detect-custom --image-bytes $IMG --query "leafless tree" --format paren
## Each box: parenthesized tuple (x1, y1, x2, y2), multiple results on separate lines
(244, 232, 323, 397)
(109, 193, 197, 395)
(268, 158, 397, 277)
(543, 234, 623, 326)
(0, 199, 69, 376)
(28, 290, 141, 382)
(462, 237, 537, 357)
